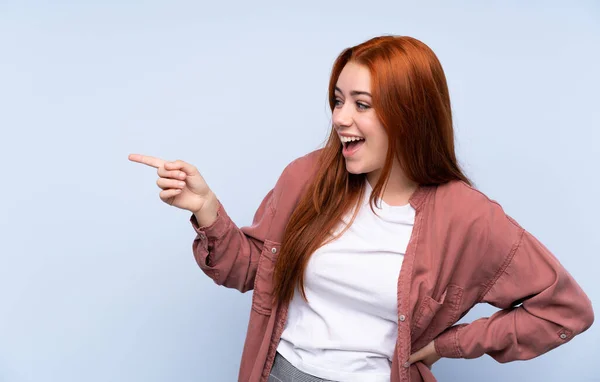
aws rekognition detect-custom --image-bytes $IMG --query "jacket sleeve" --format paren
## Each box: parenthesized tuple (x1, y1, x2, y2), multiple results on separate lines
(434, 210, 595, 363)
(188, 159, 297, 292)
(189, 188, 275, 293)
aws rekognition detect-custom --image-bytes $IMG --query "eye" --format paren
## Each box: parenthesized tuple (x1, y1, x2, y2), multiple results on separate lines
(356, 102, 370, 110)
(334, 98, 343, 107)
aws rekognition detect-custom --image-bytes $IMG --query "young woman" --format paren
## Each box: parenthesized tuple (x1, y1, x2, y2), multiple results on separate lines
(129, 35, 594, 382)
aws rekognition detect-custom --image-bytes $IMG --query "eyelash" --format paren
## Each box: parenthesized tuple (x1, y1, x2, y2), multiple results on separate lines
(334, 98, 370, 110)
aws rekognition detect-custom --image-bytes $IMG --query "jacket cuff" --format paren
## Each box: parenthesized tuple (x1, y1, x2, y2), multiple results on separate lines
(434, 324, 467, 359)
(189, 200, 231, 240)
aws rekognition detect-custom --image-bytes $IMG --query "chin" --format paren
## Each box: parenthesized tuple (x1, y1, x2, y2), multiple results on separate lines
(344, 161, 367, 175)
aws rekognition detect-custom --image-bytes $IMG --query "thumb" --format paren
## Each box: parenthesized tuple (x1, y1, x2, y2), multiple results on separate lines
(165, 160, 198, 176)
(408, 348, 426, 365)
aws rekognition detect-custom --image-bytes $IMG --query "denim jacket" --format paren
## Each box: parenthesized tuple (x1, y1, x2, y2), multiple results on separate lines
(189, 149, 594, 382)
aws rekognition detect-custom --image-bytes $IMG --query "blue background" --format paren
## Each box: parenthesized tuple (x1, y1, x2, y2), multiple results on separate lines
(1, 1, 598, 381)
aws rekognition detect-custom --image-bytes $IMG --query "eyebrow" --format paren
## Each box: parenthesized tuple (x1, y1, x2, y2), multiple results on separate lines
(335, 86, 372, 98)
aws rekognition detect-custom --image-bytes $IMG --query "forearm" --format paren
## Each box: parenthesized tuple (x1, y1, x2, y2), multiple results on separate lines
(190, 188, 276, 292)
(435, 229, 594, 362)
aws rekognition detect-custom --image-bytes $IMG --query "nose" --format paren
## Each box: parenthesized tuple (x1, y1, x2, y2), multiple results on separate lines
(333, 103, 353, 129)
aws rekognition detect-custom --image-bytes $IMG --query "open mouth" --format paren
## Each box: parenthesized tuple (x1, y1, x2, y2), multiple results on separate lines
(344, 139, 364, 150)
(341, 137, 365, 156)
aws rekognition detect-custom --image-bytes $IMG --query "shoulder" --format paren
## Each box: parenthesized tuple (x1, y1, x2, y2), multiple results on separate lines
(265, 148, 324, 207)
(435, 180, 496, 210)
(283, 148, 323, 173)
(432, 181, 525, 270)
(265, 148, 324, 220)
(276, 148, 324, 188)
(433, 180, 523, 236)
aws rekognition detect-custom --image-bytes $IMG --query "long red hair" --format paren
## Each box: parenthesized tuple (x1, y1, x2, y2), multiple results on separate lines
(272, 35, 472, 307)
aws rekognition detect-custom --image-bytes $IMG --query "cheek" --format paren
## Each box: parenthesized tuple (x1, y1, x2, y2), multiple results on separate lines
(363, 126, 388, 151)
(367, 140, 387, 164)
(331, 108, 340, 122)
(364, 129, 388, 163)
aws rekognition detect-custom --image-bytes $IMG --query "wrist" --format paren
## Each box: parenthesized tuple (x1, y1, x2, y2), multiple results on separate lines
(193, 192, 219, 227)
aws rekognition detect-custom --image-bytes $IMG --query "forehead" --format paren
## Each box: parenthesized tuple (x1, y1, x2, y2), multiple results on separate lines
(336, 61, 371, 91)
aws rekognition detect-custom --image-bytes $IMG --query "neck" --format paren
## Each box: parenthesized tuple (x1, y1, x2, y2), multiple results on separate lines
(366, 161, 418, 206)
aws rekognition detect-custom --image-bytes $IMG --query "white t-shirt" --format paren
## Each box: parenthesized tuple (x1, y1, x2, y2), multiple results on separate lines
(276, 179, 416, 382)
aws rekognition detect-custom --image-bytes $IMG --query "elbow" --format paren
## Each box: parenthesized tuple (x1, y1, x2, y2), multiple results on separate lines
(580, 299, 595, 333)
(569, 294, 595, 335)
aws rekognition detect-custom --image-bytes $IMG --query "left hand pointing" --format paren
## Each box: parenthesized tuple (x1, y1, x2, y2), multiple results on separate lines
(408, 340, 442, 369)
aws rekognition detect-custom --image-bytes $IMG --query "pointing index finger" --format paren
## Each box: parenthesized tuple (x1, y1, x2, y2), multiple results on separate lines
(128, 154, 166, 169)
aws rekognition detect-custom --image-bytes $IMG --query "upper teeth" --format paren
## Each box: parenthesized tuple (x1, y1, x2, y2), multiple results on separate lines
(340, 136, 365, 143)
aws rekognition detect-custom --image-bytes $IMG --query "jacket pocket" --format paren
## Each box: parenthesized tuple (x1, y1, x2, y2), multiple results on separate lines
(411, 284, 464, 341)
(251, 239, 280, 315)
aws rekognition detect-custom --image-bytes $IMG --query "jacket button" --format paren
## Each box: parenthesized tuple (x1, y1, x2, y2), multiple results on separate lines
(271, 247, 277, 254)
(560, 333, 567, 339)
(399, 315, 406, 322)
(403, 362, 410, 368)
